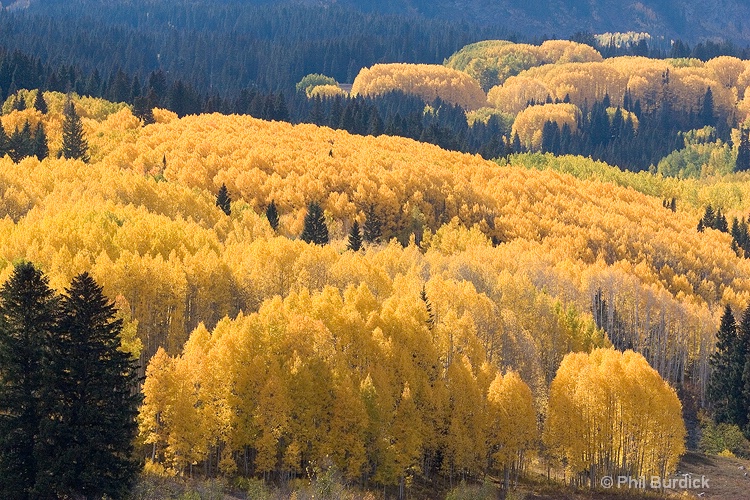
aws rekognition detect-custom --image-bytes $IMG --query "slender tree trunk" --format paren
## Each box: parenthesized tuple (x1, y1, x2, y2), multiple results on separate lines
(502, 466, 509, 499)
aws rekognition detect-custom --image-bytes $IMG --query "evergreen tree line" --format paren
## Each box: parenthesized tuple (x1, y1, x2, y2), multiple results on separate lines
(0, 262, 140, 499)
(694, 204, 750, 260)
(538, 88, 725, 171)
(697, 205, 729, 234)
(0, 1, 508, 94)
(730, 216, 750, 258)
(571, 31, 750, 61)
(0, 120, 48, 163)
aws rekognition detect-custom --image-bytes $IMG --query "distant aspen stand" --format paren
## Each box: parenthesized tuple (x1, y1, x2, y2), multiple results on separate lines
(351, 63, 487, 110)
(511, 102, 581, 150)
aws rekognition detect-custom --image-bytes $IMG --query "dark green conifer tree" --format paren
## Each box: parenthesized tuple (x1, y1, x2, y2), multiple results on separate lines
(737, 307, 750, 435)
(33, 124, 48, 160)
(715, 209, 729, 233)
(0, 262, 59, 500)
(420, 284, 435, 331)
(35, 272, 139, 499)
(300, 201, 329, 245)
(363, 204, 382, 244)
(701, 87, 715, 127)
(12, 94, 26, 111)
(347, 220, 363, 251)
(736, 128, 750, 172)
(511, 132, 523, 153)
(132, 95, 155, 125)
(274, 92, 289, 122)
(33, 90, 48, 114)
(708, 305, 749, 430)
(541, 120, 561, 154)
(61, 98, 90, 162)
(265, 200, 279, 231)
(8, 122, 34, 163)
(308, 96, 323, 125)
(701, 205, 716, 229)
(367, 109, 384, 136)
(216, 183, 231, 216)
(0, 124, 8, 158)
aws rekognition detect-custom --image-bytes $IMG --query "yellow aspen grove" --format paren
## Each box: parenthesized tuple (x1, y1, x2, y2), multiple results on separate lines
(487, 76, 553, 115)
(511, 103, 581, 150)
(351, 63, 487, 110)
(544, 349, 686, 487)
(444, 40, 602, 90)
(308, 84, 347, 99)
(484, 55, 745, 121)
(0, 91, 742, 495)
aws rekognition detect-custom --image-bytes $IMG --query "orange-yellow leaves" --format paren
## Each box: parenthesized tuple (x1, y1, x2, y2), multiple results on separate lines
(486, 371, 537, 471)
(351, 63, 487, 110)
(486, 55, 741, 119)
(544, 349, 686, 480)
(511, 103, 581, 150)
(308, 84, 346, 98)
(445, 40, 602, 90)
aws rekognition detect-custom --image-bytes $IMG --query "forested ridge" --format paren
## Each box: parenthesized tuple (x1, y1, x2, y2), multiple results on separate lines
(0, 1, 505, 93)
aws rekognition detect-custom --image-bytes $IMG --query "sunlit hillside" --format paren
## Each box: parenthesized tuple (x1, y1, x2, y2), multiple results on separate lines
(0, 92, 745, 495)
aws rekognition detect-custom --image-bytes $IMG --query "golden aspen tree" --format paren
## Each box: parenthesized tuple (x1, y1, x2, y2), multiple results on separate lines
(325, 375, 369, 479)
(485, 371, 537, 486)
(387, 382, 423, 492)
(443, 356, 486, 479)
(139, 347, 175, 466)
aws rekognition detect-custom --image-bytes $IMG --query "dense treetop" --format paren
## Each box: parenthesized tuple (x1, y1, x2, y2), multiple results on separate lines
(351, 63, 487, 111)
(444, 39, 603, 91)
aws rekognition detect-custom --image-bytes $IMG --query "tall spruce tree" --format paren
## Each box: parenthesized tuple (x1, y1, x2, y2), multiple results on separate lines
(701, 87, 715, 127)
(33, 124, 48, 160)
(35, 272, 139, 499)
(0, 124, 8, 158)
(61, 98, 90, 162)
(708, 304, 749, 430)
(363, 204, 382, 244)
(33, 90, 48, 114)
(8, 123, 33, 163)
(739, 307, 750, 435)
(0, 262, 59, 500)
(300, 201, 329, 245)
(266, 200, 279, 231)
(737, 128, 750, 172)
(347, 220, 363, 251)
(132, 95, 155, 125)
(216, 183, 231, 216)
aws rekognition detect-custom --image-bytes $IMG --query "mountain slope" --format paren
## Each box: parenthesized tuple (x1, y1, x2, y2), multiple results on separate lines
(337, 0, 750, 44)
